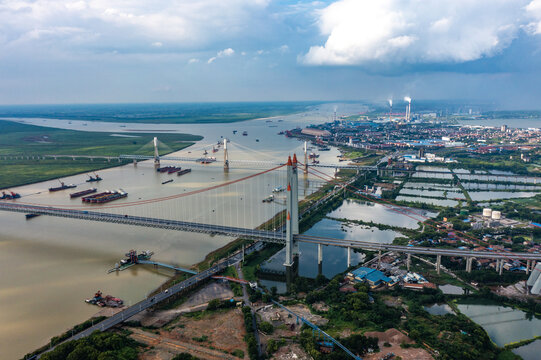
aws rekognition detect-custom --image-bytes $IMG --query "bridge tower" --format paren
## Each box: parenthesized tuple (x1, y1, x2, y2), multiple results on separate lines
(223, 138, 229, 171)
(303, 141, 308, 174)
(153, 137, 160, 166)
(284, 155, 300, 269)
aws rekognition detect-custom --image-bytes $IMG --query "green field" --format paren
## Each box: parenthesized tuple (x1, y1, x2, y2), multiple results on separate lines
(0, 101, 318, 124)
(0, 120, 202, 188)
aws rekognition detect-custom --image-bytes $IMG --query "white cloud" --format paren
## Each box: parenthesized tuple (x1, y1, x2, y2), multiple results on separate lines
(302, 0, 533, 65)
(0, 0, 270, 53)
(188, 58, 199, 64)
(279, 44, 289, 53)
(526, 0, 541, 34)
(217, 48, 235, 57)
(207, 56, 217, 64)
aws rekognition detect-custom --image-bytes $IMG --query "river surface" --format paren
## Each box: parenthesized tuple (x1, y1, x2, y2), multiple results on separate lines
(457, 303, 541, 347)
(0, 103, 363, 359)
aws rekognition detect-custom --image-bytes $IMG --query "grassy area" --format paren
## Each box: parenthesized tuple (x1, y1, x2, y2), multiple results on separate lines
(0, 120, 201, 188)
(0, 101, 318, 124)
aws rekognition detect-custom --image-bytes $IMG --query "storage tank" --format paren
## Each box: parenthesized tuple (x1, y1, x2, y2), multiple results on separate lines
(483, 208, 492, 217)
(491, 211, 501, 220)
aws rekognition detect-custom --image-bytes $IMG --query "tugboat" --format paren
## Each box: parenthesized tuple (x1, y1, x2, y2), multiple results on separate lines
(85, 290, 124, 307)
(49, 181, 76, 192)
(86, 173, 102, 182)
(242, 131, 248, 136)
(262, 195, 274, 203)
(233, 130, 237, 134)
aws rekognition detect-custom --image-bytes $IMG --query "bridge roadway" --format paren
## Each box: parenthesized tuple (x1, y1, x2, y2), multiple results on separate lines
(2, 202, 541, 262)
(298, 235, 541, 260)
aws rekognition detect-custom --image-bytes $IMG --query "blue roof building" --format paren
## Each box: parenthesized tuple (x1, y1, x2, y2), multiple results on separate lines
(347, 267, 391, 288)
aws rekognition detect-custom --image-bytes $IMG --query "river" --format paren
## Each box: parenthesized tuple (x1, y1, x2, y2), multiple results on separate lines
(0, 103, 363, 359)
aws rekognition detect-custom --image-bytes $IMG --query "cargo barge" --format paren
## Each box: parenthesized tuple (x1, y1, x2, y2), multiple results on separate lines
(49, 182, 76, 192)
(85, 291, 123, 308)
(156, 166, 182, 173)
(162, 179, 173, 184)
(70, 188, 97, 198)
(81, 190, 127, 203)
(177, 168, 192, 176)
(25, 213, 40, 220)
(1, 191, 21, 200)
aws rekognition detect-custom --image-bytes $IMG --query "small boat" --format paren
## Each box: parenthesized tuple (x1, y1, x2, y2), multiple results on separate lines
(256, 139, 260, 142)
(162, 179, 173, 184)
(233, 130, 237, 134)
(242, 131, 248, 136)
(262, 195, 274, 203)
(272, 186, 284, 193)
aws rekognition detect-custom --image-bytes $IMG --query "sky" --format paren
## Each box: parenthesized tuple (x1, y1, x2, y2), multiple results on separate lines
(1, 0, 541, 108)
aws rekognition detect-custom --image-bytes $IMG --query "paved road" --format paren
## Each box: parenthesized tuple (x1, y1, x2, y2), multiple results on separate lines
(236, 262, 262, 357)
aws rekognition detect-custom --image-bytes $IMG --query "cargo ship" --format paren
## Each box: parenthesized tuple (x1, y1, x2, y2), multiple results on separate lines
(49, 181, 77, 192)
(1, 191, 21, 200)
(108, 250, 154, 273)
(82, 190, 127, 203)
(86, 174, 102, 182)
(177, 168, 192, 176)
(85, 290, 123, 308)
(70, 188, 97, 198)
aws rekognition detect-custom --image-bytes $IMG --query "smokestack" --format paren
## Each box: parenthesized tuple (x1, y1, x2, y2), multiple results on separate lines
(404, 97, 412, 122)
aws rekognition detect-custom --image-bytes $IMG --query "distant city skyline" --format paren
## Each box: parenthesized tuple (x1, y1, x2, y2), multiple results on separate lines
(1, 0, 541, 109)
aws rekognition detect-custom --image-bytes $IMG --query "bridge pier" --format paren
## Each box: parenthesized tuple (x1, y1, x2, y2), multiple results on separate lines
(133, 159, 137, 166)
(527, 260, 531, 275)
(223, 138, 229, 171)
(347, 247, 351, 268)
(406, 253, 411, 271)
(466, 257, 473, 273)
(303, 141, 308, 174)
(377, 250, 381, 269)
(436, 254, 441, 274)
(153, 137, 160, 166)
(499, 259, 503, 275)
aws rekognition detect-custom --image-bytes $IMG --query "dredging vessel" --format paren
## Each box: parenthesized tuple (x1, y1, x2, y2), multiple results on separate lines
(0, 191, 21, 200)
(86, 174, 102, 182)
(107, 250, 154, 273)
(49, 181, 77, 192)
